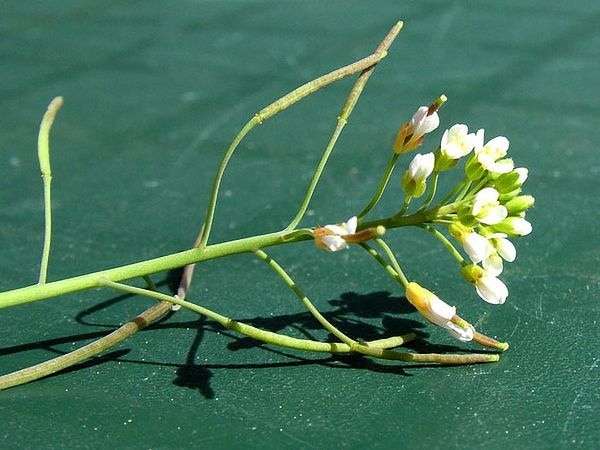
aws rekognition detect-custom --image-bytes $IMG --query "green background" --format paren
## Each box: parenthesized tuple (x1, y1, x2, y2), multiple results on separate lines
(1, 1, 598, 449)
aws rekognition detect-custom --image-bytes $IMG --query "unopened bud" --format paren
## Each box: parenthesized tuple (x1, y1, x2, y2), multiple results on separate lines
(505, 195, 535, 215)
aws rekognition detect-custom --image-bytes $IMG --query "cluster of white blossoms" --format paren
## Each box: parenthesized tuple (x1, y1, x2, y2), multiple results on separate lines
(311, 96, 533, 345)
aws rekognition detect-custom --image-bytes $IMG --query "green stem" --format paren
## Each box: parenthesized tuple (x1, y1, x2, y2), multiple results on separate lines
(37, 97, 63, 284)
(433, 175, 467, 210)
(0, 277, 171, 390)
(200, 23, 402, 247)
(98, 279, 416, 355)
(419, 224, 465, 265)
(373, 238, 409, 287)
(285, 22, 404, 231)
(254, 249, 357, 346)
(416, 171, 439, 212)
(357, 153, 400, 219)
(358, 243, 405, 286)
(199, 116, 259, 247)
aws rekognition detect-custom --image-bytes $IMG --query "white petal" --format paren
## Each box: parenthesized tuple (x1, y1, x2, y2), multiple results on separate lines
(496, 237, 516, 262)
(483, 253, 504, 276)
(473, 129, 485, 152)
(475, 187, 499, 204)
(515, 168, 528, 184)
(487, 158, 514, 174)
(463, 232, 493, 263)
(486, 136, 509, 155)
(321, 235, 348, 252)
(479, 205, 508, 225)
(345, 216, 358, 234)
(325, 224, 348, 235)
(511, 218, 532, 236)
(410, 106, 428, 126)
(416, 112, 439, 135)
(475, 275, 508, 304)
(427, 295, 456, 324)
(445, 322, 474, 342)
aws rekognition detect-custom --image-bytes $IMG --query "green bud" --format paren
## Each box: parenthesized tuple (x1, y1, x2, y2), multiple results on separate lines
(505, 195, 535, 215)
(494, 168, 528, 193)
(456, 205, 477, 227)
(460, 264, 485, 284)
(434, 149, 458, 172)
(491, 216, 532, 236)
(499, 188, 521, 203)
(465, 155, 485, 181)
(402, 172, 427, 198)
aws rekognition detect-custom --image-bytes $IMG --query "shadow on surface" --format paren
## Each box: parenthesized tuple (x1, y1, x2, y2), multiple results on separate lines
(1, 275, 497, 397)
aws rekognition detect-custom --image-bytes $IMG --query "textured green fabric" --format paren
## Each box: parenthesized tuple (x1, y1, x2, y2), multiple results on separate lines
(1, 1, 598, 448)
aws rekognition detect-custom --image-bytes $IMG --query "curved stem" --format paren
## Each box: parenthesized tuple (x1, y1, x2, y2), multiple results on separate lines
(357, 153, 400, 219)
(0, 278, 171, 390)
(253, 249, 357, 346)
(416, 171, 439, 213)
(373, 238, 409, 287)
(98, 279, 417, 355)
(420, 224, 465, 265)
(285, 21, 404, 231)
(358, 243, 405, 286)
(433, 175, 467, 210)
(37, 97, 63, 284)
(199, 116, 259, 247)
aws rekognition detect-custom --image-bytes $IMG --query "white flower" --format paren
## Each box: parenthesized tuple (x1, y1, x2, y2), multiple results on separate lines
(450, 224, 493, 264)
(405, 282, 474, 342)
(493, 217, 533, 236)
(314, 216, 357, 252)
(472, 187, 508, 225)
(462, 231, 494, 263)
(461, 264, 509, 304)
(440, 124, 477, 159)
(393, 106, 440, 153)
(403, 152, 435, 197)
(482, 233, 516, 276)
(407, 152, 435, 182)
(474, 130, 513, 174)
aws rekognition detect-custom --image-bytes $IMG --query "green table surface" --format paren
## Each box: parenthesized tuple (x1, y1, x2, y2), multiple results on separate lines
(1, 1, 598, 449)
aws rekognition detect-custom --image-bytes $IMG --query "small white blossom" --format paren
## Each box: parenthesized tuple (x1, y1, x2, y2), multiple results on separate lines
(314, 216, 357, 252)
(461, 264, 509, 304)
(482, 233, 517, 276)
(493, 216, 533, 236)
(440, 124, 477, 160)
(473, 130, 513, 174)
(472, 187, 508, 225)
(462, 231, 494, 263)
(407, 152, 435, 182)
(393, 106, 440, 153)
(405, 282, 474, 342)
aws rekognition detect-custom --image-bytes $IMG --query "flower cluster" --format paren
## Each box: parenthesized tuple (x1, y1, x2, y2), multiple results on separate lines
(311, 96, 533, 346)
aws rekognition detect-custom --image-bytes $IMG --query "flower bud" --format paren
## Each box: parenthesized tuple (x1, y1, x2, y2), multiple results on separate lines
(505, 195, 535, 215)
(402, 152, 435, 198)
(492, 216, 532, 236)
(494, 168, 528, 193)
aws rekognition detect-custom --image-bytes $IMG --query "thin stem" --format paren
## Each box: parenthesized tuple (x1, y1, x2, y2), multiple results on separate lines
(200, 23, 401, 247)
(285, 21, 404, 231)
(358, 243, 405, 285)
(396, 195, 412, 217)
(433, 175, 467, 210)
(98, 279, 416, 355)
(416, 171, 439, 213)
(199, 117, 259, 247)
(373, 238, 409, 287)
(420, 224, 465, 265)
(357, 153, 400, 219)
(0, 277, 171, 390)
(253, 249, 357, 346)
(37, 96, 63, 284)
(455, 180, 472, 202)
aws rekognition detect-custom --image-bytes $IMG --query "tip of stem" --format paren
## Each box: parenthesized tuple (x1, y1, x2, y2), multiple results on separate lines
(375, 225, 386, 237)
(395, 20, 404, 30)
(488, 354, 501, 362)
(48, 96, 64, 113)
(497, 342, 509, 351)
